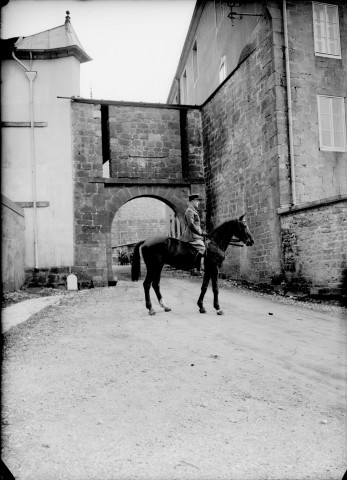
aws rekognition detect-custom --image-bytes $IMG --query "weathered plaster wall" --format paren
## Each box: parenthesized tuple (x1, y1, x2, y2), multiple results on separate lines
(1, 57, 78, 268)
(168, 1, 263, 105)
(285, 0, 347, 205)
(1, 195, 25, 293)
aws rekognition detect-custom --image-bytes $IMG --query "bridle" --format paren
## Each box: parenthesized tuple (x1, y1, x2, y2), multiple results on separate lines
(229, 219, 252, 247)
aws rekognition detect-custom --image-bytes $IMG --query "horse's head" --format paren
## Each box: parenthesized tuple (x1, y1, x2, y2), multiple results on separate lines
(209, 214, 255, 251)
(236, 213, 254, 246)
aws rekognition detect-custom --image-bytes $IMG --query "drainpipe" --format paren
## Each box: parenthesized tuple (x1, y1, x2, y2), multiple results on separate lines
(12, 50, 39, 267)
(282, 0, 296, 206)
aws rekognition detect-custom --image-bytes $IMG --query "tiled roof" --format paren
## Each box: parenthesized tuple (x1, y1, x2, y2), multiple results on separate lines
(12, 12, 92, 63)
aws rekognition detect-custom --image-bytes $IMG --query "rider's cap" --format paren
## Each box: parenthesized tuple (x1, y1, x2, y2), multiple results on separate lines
(189, 194, 201, 202)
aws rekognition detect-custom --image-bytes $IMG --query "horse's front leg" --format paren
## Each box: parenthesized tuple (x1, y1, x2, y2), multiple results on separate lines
(159, 298, 171, 312)
(197, 270, 211, 313)
(211, 268, 223, 315)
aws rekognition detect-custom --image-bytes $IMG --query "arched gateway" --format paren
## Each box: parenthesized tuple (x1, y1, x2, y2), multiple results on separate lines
(71, 99, 205, 286)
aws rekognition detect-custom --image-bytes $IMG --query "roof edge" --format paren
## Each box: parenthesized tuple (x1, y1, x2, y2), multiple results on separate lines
(166, 0, 205, 102)
(59, 96, 201, 110)
(13, 45, 92, 63)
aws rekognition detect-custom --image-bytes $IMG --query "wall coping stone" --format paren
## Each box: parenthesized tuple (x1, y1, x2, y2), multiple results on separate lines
(90, 177, 205, 185)
(62, 97, 200, 111)
(278, 195, 347, 216)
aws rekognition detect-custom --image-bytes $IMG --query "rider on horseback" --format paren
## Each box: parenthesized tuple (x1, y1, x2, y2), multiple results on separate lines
(181, 193, 207, 274)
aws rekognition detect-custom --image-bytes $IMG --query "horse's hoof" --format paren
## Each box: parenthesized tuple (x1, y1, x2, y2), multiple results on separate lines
(149, 309, 156, 316)
(164, 307, 171, 312)
(216, 310, 224, 315)
(199, 307, 206, 314)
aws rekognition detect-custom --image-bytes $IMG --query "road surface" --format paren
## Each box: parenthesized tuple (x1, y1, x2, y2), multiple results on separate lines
(2, 275, 346, 480)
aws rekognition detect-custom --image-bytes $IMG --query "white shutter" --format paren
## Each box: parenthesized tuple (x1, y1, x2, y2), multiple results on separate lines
(312, 3, 341, 58)
(326, 5, 339, 55)
(313, 3, 326, 54)
(331, 98, 345, 149)
(318, 96, 346, 151)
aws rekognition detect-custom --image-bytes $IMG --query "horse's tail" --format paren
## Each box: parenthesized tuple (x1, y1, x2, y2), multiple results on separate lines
(131, 241, 145, 281)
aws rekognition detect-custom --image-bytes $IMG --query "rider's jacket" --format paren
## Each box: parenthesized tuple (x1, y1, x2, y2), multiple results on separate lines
(181, 205, 203, 243)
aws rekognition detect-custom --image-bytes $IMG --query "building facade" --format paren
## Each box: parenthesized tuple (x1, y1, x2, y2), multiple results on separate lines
(2, 2, 346, 296)
(167, 0, 347, 295)
(1, 13, 91, 270)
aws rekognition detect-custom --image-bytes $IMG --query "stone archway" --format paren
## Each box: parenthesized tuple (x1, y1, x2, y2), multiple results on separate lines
(104, 185, 202, 284)
(71, 100, 205, 286)
(105, 185, 190, 230)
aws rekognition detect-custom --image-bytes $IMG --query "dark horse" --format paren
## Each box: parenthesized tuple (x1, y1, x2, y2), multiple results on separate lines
(131, 214, 254, 315)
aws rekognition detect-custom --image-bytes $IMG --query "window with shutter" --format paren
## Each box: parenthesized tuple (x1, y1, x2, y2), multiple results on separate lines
(317, 95, 346, 151)
(313, 2, 341, 58)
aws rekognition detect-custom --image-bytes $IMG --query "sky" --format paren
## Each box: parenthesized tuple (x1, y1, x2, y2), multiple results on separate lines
(1, 0, 195, 102)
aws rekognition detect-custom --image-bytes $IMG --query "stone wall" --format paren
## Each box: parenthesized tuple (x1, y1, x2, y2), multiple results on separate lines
(1, 195, 25, 293)
(108, 105, 204, 182)
(109, 106, 182, 180)
(199, 2, 347, 295)
(70, 46, 346, 296)
(276, 0, 347, 294)
(186, 109, 204, 180)
(201, 13, 284, 282)
(280, 199, 347, 296)
(72, 102, 108, 286)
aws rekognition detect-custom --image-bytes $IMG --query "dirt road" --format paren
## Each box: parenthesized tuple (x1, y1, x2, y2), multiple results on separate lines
(2, 275, 346, 480)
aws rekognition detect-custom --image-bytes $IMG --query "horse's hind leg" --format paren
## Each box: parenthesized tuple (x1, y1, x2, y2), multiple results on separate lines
(143, 272, 156, 316)
(152, 269, 171, 312)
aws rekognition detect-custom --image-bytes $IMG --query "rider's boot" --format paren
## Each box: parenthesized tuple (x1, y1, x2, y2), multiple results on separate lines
(191, 253, 203, 276)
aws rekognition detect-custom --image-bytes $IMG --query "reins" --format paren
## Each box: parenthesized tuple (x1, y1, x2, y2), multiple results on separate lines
(206, 219, 243, 252)
(229, 239, 244, 247)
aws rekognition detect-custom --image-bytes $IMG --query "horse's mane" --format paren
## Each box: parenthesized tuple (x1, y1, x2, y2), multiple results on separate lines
(209, 218, 239, 251)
